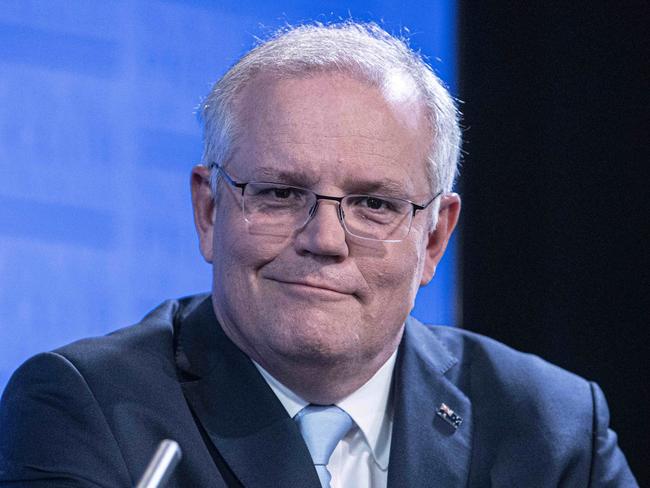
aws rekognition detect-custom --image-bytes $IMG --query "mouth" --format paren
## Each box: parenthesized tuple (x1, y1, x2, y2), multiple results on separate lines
(265, 277, 357, 299)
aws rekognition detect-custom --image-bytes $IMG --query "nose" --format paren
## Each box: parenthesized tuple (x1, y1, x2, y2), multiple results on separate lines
(294, 200, 349, 258)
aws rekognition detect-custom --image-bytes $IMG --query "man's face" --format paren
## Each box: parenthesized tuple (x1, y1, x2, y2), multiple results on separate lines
(192, 72, 459, 375)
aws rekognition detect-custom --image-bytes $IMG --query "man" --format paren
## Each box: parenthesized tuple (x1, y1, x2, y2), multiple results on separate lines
(0, 22, 637, 487)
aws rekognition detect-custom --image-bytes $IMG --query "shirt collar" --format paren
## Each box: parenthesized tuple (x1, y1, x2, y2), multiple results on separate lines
(336, 350, 396, 470)
(254, 349, 397, 470)
(254, 361, 308, 418)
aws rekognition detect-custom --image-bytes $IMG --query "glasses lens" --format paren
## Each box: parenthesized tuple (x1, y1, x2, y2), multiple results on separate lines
(242, 182, 314, 234)
(240, 182, 413, 242)
(341, 195, 412, 241)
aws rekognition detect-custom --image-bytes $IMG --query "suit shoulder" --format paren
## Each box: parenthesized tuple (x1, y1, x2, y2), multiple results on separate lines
(52, 294, 207, 371)
(409, 322, 637, 485)
(410, 321, 594, 436)
(409, 322, 597, 481)
(0, 294, 209, 485)
(425, 323, 590, 395)
(6, 294, 208, 400)
(1, 294, 196, 410)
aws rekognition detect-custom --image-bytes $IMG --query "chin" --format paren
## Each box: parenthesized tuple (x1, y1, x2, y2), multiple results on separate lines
(266, 320, 365, 365)
(277, 343, 360, 367)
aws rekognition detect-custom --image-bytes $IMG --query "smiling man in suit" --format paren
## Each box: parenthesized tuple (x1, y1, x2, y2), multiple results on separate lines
(0, 22, 637, 487)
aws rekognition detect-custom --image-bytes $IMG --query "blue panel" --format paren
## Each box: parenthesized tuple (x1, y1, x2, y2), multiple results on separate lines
(0, 23, 119, 77)
(138, 129, 203, 170)
(0, 0, 458, 393)
(0, 196, 115, 248)
(412, 233, 459, 325)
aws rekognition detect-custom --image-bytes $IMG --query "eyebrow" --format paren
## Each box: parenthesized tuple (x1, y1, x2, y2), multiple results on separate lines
(249, 166, 411, 199)
(251, 166, 319, 188)
(344, 178, 407, 198)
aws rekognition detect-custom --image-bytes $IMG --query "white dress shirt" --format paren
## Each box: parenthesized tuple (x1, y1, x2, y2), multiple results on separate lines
(254, 351, 397, 488)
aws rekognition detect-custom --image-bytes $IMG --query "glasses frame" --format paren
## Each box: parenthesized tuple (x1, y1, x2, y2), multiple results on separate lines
(211, 163, 442, 243)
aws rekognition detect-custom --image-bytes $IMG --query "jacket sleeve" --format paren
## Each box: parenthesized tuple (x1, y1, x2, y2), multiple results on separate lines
(0, 352, 132, 487)
(589, 382, 638, 487)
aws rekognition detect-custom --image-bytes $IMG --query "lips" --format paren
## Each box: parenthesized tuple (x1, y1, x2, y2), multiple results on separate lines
(269, 278, 353, 295)
(276, 280, 353, 295)
(261, 268, 361, 297)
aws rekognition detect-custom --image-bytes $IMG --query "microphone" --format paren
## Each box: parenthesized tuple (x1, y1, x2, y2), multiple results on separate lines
(135, 439, 182, 488)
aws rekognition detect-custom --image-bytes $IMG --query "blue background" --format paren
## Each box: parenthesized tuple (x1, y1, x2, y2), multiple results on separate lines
(0, 0, 457, 392)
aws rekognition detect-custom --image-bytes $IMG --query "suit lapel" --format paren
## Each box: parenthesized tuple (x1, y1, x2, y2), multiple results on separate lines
(387, 317, 473, 488)
(175, 298, 320, 488)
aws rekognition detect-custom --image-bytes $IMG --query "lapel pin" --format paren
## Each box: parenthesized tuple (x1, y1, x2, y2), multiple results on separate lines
(436, 402, 463, 429)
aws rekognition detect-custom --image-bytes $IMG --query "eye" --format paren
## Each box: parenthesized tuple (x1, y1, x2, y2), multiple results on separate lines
(251, 185, 300, 198)
(349, 195, 396, 212)
(365, 197, 388, 210)
(248, 184, 310, 206)
(271, 187, 293, 199)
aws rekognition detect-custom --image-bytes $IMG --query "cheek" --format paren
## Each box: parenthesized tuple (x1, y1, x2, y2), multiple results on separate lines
(360, 243, 425, 304)
(212, 219, 289, 287)
(211, 224, 287, 326)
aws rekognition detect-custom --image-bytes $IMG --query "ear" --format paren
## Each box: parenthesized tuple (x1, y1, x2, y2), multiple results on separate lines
(420, 193, 461, 285)
(190, 165, 216, 263)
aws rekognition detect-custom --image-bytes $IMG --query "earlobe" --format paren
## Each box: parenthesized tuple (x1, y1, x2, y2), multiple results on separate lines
(190, 165, 216, 263)
(420, 193, 461, 285)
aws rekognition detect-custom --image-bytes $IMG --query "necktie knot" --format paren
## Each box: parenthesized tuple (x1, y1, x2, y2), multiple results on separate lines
(294, 404, 353, 486)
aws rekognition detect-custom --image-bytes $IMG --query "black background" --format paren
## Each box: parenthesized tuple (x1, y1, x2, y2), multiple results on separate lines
(459, 1, 649, 483)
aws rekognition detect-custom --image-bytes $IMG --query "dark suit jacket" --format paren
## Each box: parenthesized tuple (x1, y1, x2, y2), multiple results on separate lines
(0, 294, 637, 487)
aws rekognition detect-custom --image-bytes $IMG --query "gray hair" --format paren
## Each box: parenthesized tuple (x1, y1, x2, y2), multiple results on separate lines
(200, 22, 461, 224)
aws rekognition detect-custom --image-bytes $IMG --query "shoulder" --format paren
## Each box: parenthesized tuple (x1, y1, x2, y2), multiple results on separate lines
(406, 319, 638, 485)
(3, 294, 208, 405)
(406, 319, 595, 477)
(0, 294, 209, 485)
(53, 294, 208, 374)
(410, 319, 592, 403)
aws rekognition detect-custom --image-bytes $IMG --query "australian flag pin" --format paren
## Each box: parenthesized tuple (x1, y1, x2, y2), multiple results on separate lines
(436, 402, 463, 429)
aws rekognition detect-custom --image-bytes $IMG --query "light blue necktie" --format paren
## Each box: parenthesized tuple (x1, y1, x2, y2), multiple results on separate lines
(294, 405, 354, 488)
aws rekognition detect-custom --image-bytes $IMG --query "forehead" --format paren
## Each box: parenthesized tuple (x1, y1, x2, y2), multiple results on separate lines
(230, 72, 433, 197)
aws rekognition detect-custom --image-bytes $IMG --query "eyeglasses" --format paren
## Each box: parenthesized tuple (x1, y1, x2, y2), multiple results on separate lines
(212, 164, 442, 243)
